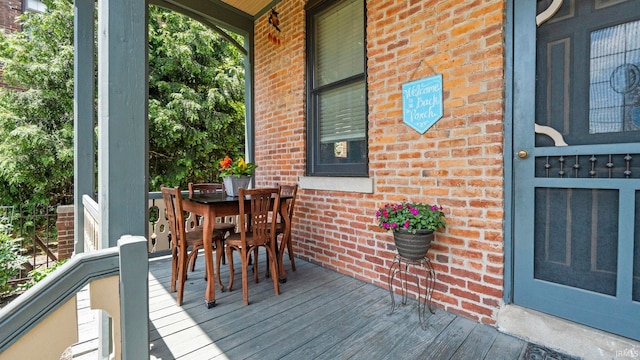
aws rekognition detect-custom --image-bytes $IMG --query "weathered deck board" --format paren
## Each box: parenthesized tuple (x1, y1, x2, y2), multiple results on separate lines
(209, 284, 381, 359)
(484, 333, 527, 360)
(449, 322, 499, 359)
(156, 277, 361, 358)
(275, 295, 395, 360)
(416, 316, 477, 359)
(375, 310, 458, 359)
(70, 249, 538, 359)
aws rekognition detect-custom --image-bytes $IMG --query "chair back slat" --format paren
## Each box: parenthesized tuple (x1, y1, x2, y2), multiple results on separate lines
(161, 186, 186, 248)
(278, 184, 298, 223)
(188, 183, 225, 196)
(238, 188, 280, 247)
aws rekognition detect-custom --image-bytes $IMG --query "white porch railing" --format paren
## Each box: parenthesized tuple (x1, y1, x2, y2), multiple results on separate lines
(82, 194, 100, 252)
(82, 191, 232, 255)
(148, 191, 170, 253)
(84, 192, 177, 254)
(148, 191, 237, 255)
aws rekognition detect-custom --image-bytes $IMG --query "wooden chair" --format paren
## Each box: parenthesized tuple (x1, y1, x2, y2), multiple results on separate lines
(276, 184, 298, 272)
(188, 183, 237, 268)
(225, 187, 281, 305)
(264, 183, 299, 279)
(161, 186, 224, 306)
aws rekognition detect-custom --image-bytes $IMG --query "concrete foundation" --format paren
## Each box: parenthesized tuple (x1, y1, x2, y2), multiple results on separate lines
(497, 305, 639, 360)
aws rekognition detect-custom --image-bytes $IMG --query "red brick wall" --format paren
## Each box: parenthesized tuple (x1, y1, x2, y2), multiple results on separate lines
(0, 0, 22, 88)
(56, 205, 74, 260)
(0, 0, 21, 34)
(254, 0, 505, 325)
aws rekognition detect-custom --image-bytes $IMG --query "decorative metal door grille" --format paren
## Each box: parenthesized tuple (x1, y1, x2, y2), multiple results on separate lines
(535, 153, 638, 178)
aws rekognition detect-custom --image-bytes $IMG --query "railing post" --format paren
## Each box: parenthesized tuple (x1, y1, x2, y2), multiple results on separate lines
(118, 236, 149, 359)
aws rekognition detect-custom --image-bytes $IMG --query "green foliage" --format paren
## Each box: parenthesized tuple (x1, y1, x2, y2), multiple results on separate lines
(0, 206, 13, 235)
(0, 0, 246, 208)
(148, 8, 246, 189)
(20, 258, 67, 290)
(0, 233, 28, 296)
(0, 0, 75, 207)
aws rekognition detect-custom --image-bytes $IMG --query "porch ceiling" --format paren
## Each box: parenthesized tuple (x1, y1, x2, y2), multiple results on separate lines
(150, 0, 280, 38)
(221, 0, 276, 17)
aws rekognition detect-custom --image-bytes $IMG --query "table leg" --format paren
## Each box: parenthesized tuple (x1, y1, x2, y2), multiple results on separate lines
(202, 210, 216, 308)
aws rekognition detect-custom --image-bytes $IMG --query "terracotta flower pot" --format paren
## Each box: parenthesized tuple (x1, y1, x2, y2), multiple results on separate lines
(392, 228, 434, 260)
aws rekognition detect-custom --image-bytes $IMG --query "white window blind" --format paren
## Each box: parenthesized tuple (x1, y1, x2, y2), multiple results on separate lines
(319, 82, 366, 143)
(315, 0, 364, 87)
(315, 0, 365, 144)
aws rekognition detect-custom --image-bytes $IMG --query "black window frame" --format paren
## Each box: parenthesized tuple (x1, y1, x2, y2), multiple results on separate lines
(305, 0, 368, 177)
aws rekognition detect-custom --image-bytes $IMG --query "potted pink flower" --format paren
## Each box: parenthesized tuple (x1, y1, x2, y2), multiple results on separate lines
(376, 202, 445, 260)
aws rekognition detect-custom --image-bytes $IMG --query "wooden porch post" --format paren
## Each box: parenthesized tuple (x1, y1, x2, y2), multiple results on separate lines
(244, 35, 255, 164)
(96, 0, 149, 248)
(96, 0, 148, 358)
(73, 0, 95, 256)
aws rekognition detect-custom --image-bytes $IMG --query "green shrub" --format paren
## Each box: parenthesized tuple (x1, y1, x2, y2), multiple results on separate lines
(20, 259, 68, 290)
(0, 233, 28, 297)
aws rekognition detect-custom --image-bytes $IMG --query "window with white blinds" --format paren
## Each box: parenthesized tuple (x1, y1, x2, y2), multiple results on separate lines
(306, 0, 367, 176)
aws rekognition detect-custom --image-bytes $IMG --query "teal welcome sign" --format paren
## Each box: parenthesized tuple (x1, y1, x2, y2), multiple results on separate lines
(402, 74, 443, 134)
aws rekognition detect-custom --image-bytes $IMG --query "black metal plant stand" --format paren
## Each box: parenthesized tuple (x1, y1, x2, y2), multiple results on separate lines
(387, 253, 436, 330)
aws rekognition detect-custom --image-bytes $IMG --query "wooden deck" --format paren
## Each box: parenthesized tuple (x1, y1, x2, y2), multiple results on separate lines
(69, 250, 573, 359)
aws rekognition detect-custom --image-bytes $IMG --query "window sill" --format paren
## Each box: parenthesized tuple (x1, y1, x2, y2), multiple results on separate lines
(298, 176, 374, 194)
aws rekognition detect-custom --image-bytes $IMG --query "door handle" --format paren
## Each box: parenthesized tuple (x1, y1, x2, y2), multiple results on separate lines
(517, 150, 528, 159)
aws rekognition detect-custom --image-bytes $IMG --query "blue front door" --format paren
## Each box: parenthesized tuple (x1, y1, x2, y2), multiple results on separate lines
(513, 0, 640, 341)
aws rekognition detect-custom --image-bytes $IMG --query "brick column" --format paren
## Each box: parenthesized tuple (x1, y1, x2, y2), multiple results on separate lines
(56, 205, 75, 260)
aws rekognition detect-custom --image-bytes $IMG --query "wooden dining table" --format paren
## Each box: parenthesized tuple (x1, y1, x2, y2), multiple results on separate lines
(181, 191, 292, 308)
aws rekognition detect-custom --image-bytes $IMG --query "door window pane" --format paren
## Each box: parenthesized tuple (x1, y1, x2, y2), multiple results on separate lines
(589, 20, 640, 134)
(536, 0, 640, 146)
(534, 188, 618, 295)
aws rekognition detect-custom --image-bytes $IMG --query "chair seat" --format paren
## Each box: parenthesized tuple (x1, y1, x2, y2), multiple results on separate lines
(185, 228, 205, 246)
(226, 232, 262, 247)
(196, 222, 235, 235)
(186, 228, 224, 248)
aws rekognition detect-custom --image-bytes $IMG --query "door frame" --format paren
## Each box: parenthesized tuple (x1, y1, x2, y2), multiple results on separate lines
(503, 0, 518, 305)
